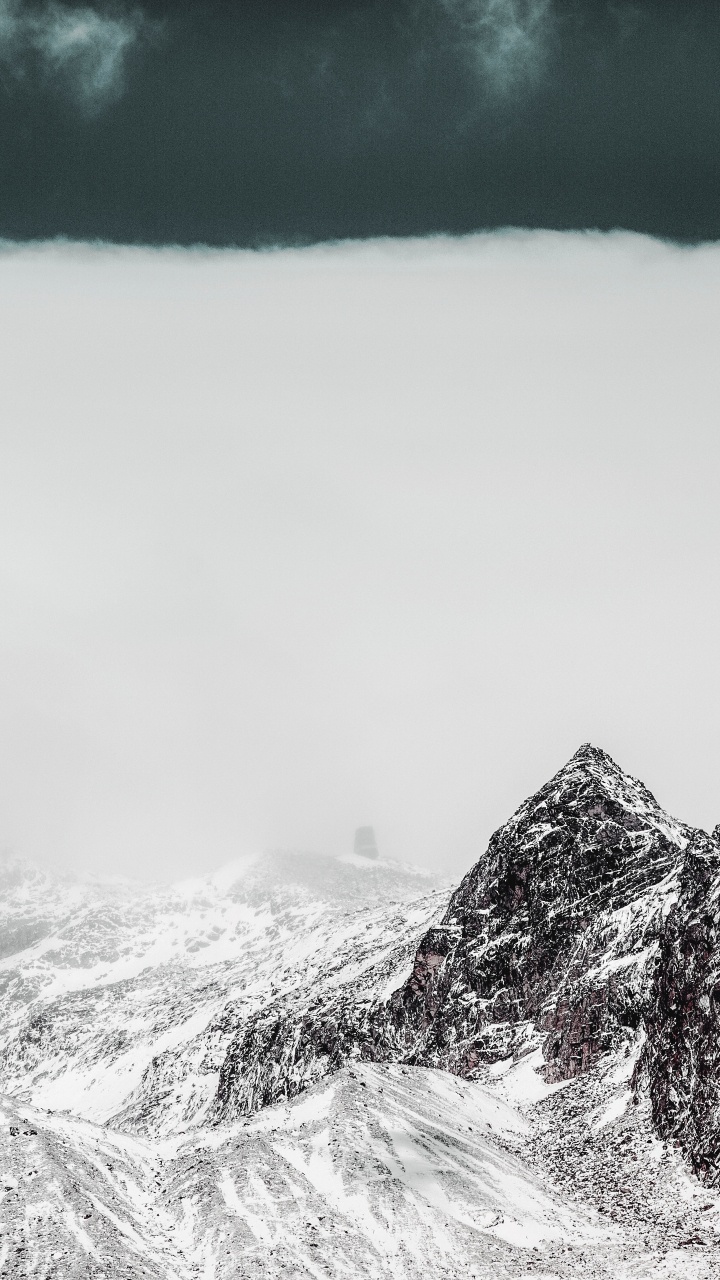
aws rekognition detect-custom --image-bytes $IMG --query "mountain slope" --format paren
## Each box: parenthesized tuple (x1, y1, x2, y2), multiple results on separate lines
(4, 1055, 720, 1280)
(7, 1058, 718, 1280)
(0, 851, 446, 1134)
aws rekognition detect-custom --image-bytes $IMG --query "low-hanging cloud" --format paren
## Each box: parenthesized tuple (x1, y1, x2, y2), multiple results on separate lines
(439, 0, 554, 94)
(0, 0, 144, 108)
(0, 232, 719, 882)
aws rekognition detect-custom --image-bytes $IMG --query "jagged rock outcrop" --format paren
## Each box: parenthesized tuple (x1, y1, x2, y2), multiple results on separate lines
(641, 829, 720, 1184)
(389, 743, 687, 1081)
(214, 744, 691, 1118)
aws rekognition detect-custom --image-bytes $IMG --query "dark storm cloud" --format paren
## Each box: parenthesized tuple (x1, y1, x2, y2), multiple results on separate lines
(1, 1, 720, 243)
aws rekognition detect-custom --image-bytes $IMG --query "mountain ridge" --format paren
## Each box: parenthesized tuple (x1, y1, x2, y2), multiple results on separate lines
(3, 744, 720, 1276)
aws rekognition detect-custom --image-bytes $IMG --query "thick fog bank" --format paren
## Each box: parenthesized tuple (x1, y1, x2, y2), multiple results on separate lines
(0, 231, 718, 880)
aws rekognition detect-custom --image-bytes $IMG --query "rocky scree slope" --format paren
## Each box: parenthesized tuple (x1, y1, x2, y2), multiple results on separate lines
(214, 744, 705, 1127)
(5, 1058, 694, 1280)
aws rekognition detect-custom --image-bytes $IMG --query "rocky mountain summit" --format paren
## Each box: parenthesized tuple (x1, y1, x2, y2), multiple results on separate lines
(2, 743, 720, 1278)
(214, 746, 686, 1110)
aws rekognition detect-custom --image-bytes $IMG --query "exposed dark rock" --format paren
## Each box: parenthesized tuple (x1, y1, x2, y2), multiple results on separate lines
(354, 827, 379, 860)
(0, 919, 53, 962)
(641, 833, 720, 1184)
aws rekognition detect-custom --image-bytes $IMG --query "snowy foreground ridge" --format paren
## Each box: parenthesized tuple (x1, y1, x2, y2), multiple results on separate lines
(2, 745, 720, 1278)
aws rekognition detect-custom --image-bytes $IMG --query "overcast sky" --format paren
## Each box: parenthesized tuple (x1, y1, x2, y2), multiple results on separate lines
(1, 232, 718, 881)
(2, 1, 720, 243)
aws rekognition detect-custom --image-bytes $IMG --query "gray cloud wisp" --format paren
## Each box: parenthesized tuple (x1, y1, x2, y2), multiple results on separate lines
(0, 0, 145, 107)
(438, 0, 553, 94)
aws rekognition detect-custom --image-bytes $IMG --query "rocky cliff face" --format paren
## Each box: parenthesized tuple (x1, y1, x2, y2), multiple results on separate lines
(214, 745, 693, 1119)
(641, 830, 720, 1184)
(385, 743, 687, 1080)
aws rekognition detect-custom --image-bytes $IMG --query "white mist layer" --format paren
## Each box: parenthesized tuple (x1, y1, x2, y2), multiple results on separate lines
(0, 232, 719, 880)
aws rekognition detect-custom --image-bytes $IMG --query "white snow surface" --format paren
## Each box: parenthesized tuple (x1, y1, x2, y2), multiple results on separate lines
(2, 1057, 717, 1279)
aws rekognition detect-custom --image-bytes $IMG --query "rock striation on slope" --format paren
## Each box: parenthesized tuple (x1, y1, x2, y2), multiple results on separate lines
(6, 1060, 689, 1280)
(214, 745, 692, 1119)
(641, 828, 720, 1184)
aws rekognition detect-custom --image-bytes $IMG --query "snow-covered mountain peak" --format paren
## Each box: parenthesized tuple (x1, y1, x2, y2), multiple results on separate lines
(501, 741, 691, 861)
(3, 750, 720, 1276)
(212, 746, 692, 1122)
